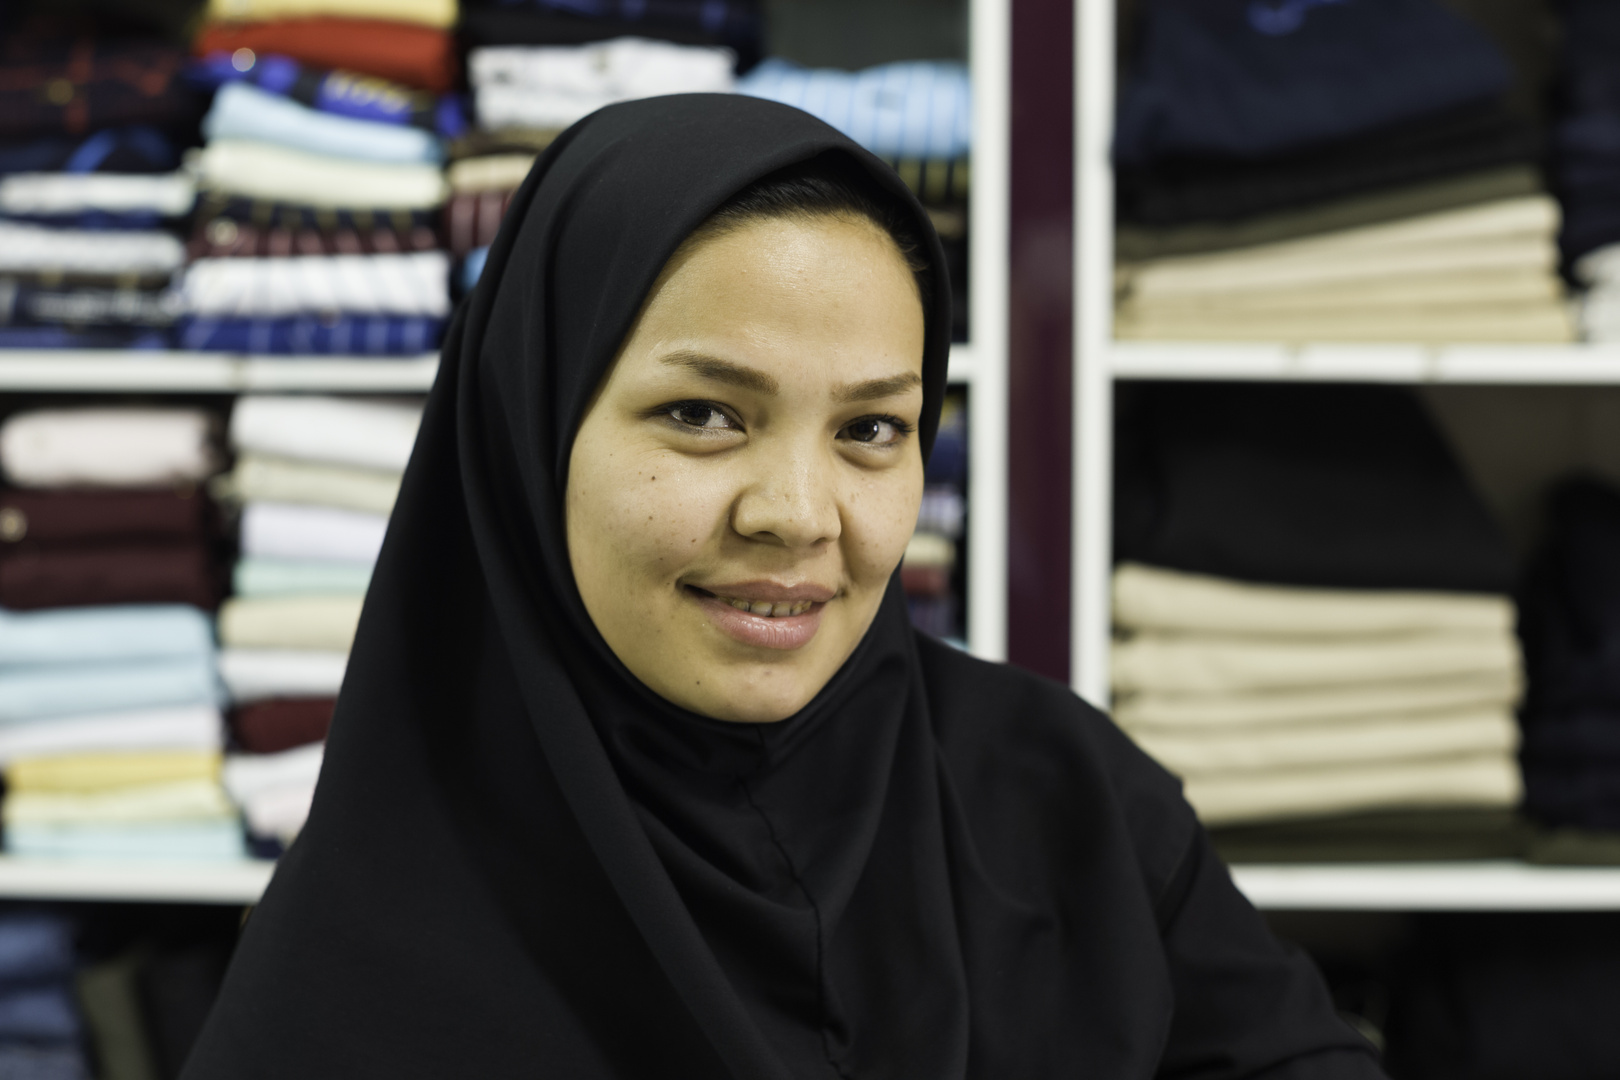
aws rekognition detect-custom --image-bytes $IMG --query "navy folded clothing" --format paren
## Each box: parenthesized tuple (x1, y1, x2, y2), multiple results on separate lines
(0, 1045, 89, 1080)
(0, 327, 172, 349)
(175, 315, 444, 355)
(1115, 382, 1516, 592)
(0, 913, 75, 986)
(0, 282, 179, 329)
(1520, 478, 1620, 710)
(1523, 763, 1620, 830)
(1521, 711, 1620, 766)
(1114, 0, 1511, 166)
(0, 128, 181, 176)
(0, 983, 82, 1042)
(458, 1, 762, 67)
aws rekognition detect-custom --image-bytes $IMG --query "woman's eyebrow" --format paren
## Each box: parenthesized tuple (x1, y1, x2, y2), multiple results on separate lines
(831, 372, 923, 404)
(659, 351, 779, 394)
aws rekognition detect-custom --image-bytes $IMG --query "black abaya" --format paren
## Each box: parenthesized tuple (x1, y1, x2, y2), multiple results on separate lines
(182, 95, 1382, 1080)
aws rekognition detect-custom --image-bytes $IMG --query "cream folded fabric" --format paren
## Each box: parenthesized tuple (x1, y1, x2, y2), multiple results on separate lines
(0, 705, 222, 765)
(1120, 267, 1560, 317)
(0, 407, 219, 488)
(1113, 564, 1514, 637)
(222, 454, 402, 515)
(5, 751, 221, 794)
(217, 649, 347, 702)
(178, 252, 451, 318)
(1111, 631, 1520, 695)
(4, 779, 234, 827)
(1181, 753, 1522, 826)
(234, 558, 373, 598)
(208, 0, 454, 26)
(197, 140, 448, 210)
(229, 396, 423, 472)
(218, 597, 364, 651)
(1113, 302, 1577, 344)
(447, 153, 536, 193)
(240, 502, 389, 564)
(1128, 707, 1518, 776)
(0, 171, 195, 216)
(1113, 670, 1522, 730)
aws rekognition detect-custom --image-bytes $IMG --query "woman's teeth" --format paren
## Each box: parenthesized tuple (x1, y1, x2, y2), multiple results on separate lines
(722, 598, 813, 618)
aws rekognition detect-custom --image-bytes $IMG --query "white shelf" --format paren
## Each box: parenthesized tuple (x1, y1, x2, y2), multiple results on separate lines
(1112, 341, 1620, 384)
(1232, 861, 1620, 911)
(0, 857, 273, 904)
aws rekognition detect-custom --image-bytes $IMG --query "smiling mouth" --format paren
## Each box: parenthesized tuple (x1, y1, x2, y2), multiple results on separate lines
(686, 587, 815, 618)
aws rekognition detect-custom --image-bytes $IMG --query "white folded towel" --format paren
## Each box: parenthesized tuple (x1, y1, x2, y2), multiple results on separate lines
(0, 407, 218, 488)
(240, 502, 389, 564)
(218, 649, 348, 703)
(229, 395, 423, 472)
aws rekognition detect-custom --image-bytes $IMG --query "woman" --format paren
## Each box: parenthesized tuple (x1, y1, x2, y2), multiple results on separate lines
(184, 95, 1383, 1079)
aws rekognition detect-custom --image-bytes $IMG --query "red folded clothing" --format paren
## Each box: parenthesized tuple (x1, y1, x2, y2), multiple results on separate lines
(443, 189, 517, 257)
(194, 19, 457, 93)
(0, 488, 213, 546)
(231, 698, 335, 754)
(0, 542, 221, 610)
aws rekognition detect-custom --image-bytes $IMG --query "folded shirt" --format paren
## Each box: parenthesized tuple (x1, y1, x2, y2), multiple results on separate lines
(0, 542, 222, 612)
(203, 82, 445, 166)
(207, 0, 454, 29)
(0, 37, 203, 142)
(1111, 631, 1521, 695)
(0, 281, 181, 329)
(241, 502, 388, 564)
(0, 172, 195, 218)
(1118, 267, 1563, 317)
(224, 742, 324, 841)
(0, 982, 82, 1043)
(0, 488, 212, 547)
(1113, 563, 1514, 637)
(176, 314, 445, 355)
(233, 558, 373, 598)
(4, 820, 247, 862)
(176, 251, 450, 318)
(0, 605, 214, 668)
(218, 596, 364, 651)
(0, 408, 219, 490)
(1182, 752, 1523, 826)
(218, 648, 347, 702)
(447, 153, 536, 193)
(193, 19, 458, 94)
(736, 58, 971, 159)
(4, 779, 235, 827)
(196, 139, 449, 211)
(191, 50, 459, 134)
(229, 396, 424, 472)
(445, 188, 519, 256)
(0, 658, 222, 726)
(222, 455, 401, 516)
(0, 705, 222, 765)
(0, 222, 185, 276)
(5, 750, 221, 793)
(230, 698, 334, 753)
(1113, 669, 1523, 731)
(0, 912, 77, 982)
(471, 39, 735, 130)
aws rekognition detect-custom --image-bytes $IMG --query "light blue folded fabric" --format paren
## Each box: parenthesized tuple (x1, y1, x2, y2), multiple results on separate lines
(4, 820, 247, 862)
(735, 59, 971, 158)
(203, 82, 444, 166)
(234, 558, 373, 597)
(0, 657, 223, 725)
(0, 605, 214, 669)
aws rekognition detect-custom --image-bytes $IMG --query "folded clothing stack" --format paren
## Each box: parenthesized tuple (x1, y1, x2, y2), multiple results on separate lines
(0, 408, 226, 612)
(904, 391, 967, 642)
(0, 913, 89, 1080)
(0, 34, 205, 350)
(177, 39, 460, 356)
(1556, 0, 1620, 341)
(1114, 382, 1525, 838)
(1518, 477, 1620, 831)
(216, 394, 421, 848)
(1112, 0, 1571, 343)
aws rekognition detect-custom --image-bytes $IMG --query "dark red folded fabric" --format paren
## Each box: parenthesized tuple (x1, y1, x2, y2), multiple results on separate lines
(0, 542, 221, 610)
(0, 488, 212, 546)
(188, 216, 442, 259)
(443, 189, 517, 256)
(231, 698, 334, 754)
(193, 20, 457, 93)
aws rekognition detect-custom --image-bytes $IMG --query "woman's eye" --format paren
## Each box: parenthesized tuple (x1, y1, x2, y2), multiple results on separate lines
(842, 416, 908, 446)
(666, 401, 736, 430)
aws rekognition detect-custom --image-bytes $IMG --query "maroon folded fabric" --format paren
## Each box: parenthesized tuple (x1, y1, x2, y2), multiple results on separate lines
(188, 217, 443, 259)
(443, 189, 517, 256)
(0, 488, 213, 546)
(0, 542, 221, 610)
(230, 699, 334, 754)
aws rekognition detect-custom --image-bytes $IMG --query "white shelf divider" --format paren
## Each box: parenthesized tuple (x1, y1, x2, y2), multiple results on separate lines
(0, 857, 273, 905)
(1232, 862, 1620, 912)
(1112, 341, 1620, 385)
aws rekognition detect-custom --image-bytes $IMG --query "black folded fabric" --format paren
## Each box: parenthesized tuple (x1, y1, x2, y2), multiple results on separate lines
(0, 281, 178, 329)
(1114, 382, 1516, 592)
(0, 128, 182, 175)
(0, 36, 204, 142)
(1523, 764, 1620, 830)
(1118, 98, 1540, 226)
(1521, 710, 1620, 766)
(457, 6, 762, 68)
(1553, 0, 1620, 263)
(1209, 810, 1535, 864)
(1520, 477, 1620, 702)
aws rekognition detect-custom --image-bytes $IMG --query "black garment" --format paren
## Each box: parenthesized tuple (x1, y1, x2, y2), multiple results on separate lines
(457, 4, 763, 69)
(183, 95, 1377, 1080)
(1114, 382, 1515, 593)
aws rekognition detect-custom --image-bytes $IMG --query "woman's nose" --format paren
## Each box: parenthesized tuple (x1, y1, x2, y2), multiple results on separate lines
(730, 445, 841, 548)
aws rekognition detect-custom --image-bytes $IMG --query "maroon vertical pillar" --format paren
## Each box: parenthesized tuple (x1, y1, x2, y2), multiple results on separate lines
(1006, 0, 1074, 680)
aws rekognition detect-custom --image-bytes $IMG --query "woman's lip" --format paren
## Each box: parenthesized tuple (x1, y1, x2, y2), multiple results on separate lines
(687, 580, 837, 604)
(688, 588, 826, 651)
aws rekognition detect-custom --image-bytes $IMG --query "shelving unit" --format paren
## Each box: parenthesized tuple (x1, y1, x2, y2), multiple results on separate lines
(1230, 862, 1620, 912)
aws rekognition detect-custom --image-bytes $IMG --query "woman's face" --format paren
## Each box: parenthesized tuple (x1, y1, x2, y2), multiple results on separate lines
(566, 212, 927, 723)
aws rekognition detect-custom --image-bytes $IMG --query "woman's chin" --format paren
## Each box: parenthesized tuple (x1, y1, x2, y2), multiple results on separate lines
(670, 667, 820, 724)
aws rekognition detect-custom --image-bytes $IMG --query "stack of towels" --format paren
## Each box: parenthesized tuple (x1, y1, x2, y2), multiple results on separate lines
(0, 912, 88, 1080)
(903, 392, 967, 642)
(1113, 381, 1526, 849)
(177, 43, 456, 357)
(0, 33, 204, 350)
(217, 395, 421, 848)
(1112, 0, 1572, 343)
(1554, 0, 1620, 342)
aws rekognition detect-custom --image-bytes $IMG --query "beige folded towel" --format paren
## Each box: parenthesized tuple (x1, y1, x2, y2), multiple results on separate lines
(218, 596, 364, 652)
(4, 779, 235, 827)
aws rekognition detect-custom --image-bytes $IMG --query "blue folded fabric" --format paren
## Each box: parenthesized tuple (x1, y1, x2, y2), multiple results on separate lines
(176, 314, 445, 355)
(461, 246, 490, 292)
(189, 52, 465, 137)
(5, 821, 247, 862)
(736, 59, 971, 158)
(0, 326, 172, 349)
(203, 83, 445, 166)
(1114, 0, 1512, 165)
(0, 128, 179, 177)
(0, 657, 223, 725)
(0, 983, 81, 1042)
(0, 914, 75, 986)
(0, 1044, 89, 1080)
(0, 606, 215, 669)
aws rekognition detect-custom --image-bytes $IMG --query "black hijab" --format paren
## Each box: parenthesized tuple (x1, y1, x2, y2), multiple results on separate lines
(184, 95, 1381, 1080)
